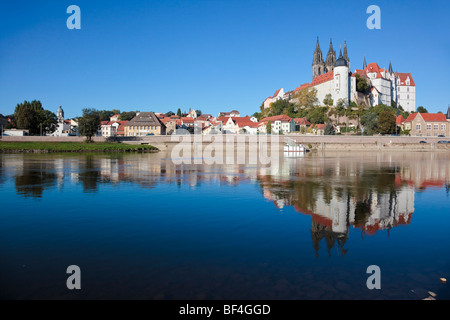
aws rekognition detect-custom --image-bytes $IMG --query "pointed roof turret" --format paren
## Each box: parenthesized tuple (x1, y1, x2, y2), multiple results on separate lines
(343, 41, 348, 60)
(363, 56, 367, 69)
(389, 61, 393, 73)
(335, 48, 348, 67)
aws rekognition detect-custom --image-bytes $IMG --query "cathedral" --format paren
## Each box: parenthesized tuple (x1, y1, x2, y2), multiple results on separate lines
(312, 37, 350, 79)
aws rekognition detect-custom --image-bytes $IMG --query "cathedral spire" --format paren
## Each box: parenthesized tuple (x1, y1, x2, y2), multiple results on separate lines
(312, 37, 325, 79)
(389, 61, 393, 73)
(363, 56, 367, 69)
(343, 41, 348, 60)
(343, 41, 350, 70)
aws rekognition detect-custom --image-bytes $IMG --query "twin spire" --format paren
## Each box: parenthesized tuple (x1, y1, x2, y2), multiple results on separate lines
(313, 37, 350, 79)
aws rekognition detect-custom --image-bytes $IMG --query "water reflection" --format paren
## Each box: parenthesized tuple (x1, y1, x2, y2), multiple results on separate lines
(1, 152, 449, 251)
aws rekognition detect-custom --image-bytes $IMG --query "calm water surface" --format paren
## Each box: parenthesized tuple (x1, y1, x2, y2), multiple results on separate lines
(0, 151, 449, 300)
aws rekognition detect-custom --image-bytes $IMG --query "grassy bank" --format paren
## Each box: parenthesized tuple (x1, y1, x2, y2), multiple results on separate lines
(0, 141, 158, 153)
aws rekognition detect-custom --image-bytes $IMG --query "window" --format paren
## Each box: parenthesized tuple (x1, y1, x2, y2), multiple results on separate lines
(434, 124, 439, 130)
(416, 124, 421, 130)
(442, 124, 446, 131)
(427, 124, 431, 130)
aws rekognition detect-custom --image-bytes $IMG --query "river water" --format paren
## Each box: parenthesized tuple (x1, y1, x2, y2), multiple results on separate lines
(0, 151, 449, 299)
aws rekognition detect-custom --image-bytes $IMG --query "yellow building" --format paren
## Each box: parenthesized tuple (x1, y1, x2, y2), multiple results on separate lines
(124, 112, 166, 136)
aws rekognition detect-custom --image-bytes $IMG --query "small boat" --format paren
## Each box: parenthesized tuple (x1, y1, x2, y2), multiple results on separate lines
(284, 138, 307, 153)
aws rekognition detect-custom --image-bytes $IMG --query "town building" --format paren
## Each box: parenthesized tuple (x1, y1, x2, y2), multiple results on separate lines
(403, 113, 448, 137)
(259, 115, 295, 134)
(293, 118, 311, 132)
(51, 106, 73, 136)
(110, 114, 121, 122)
(263, 89, 285, 110)
(187, 109, 198, 119)
(124, 112, 166, 136)
(100, 121, 128, 137)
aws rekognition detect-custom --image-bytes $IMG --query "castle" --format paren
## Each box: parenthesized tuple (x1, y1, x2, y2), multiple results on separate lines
(263, 38, 416, 113)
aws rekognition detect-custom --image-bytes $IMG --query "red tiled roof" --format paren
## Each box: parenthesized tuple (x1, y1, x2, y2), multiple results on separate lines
(310, 70, 334, 86)
(396, 72, 415, 86)
(312, 124, 326, 130)
(261, 115, 292, 123)
(405, 113, 447, 122)
(293, 118, 311, 126)
(233, 116, 259, 128)
(396, 115, 405, 125)
(271, 89, 282, 99)
(181, 117, 194, 123)
(293, 83, 311, 93)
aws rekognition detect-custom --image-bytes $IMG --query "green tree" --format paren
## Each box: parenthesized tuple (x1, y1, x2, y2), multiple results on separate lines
(377, 111, 396, 134)
(165, 111, 175, 117)
(40, 110, 58, 135)
(294, 87, 318, 108)
(324, 122, 335, 135)
(99, 110, 114, 121)
(323, 94, 333, 106)
(355, 74, 370, 93)
(195, 110, 202, 116)
(14, 100, 57, 135)
(78, 108, 101, 142)
(361, 112, 378, 135)
(119, 111, 137, 121)
(177, 108, 182, 117)
(252, 112, 262, 121)
(266, 121, 272, 134)
(417, 106, 428, 113)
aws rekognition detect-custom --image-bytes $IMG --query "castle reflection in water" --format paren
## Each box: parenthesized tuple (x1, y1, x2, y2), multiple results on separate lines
(1, 151, 449, 257)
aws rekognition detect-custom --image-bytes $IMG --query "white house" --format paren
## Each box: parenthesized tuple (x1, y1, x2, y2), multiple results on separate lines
(263, 88, 285, 110)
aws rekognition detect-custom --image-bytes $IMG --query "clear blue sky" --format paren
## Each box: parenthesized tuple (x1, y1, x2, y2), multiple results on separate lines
(1, 0, 449, 118)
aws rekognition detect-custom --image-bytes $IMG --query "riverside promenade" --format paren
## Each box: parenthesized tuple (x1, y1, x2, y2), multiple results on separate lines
(2, 135, 450, 152)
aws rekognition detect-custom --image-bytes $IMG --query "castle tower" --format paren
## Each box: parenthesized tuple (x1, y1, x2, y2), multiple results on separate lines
(325, 38, 336, 73)
(333, 49, 349, 106)
(312, 37, 326, 79)
(57, 106, 64, 123)
(343, 41, 350, 71)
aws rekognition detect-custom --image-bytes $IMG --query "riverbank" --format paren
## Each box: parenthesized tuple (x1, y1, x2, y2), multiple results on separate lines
(0, 142, 158, 153)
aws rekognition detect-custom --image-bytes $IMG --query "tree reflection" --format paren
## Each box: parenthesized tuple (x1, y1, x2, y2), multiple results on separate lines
(15, 161, 57, 198)
(78, 155, 100, 193)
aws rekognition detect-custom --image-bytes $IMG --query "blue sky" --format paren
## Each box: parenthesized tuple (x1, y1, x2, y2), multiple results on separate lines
(0, 0, 449, 118)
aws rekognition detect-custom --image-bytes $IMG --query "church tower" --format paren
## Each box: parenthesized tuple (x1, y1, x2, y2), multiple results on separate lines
(57, 106, 64, 123)
(343, 41, 350, 71)
(312, 37, 326, 79)
(325, 38, 336, 73)
(333, 49, 349, 106)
